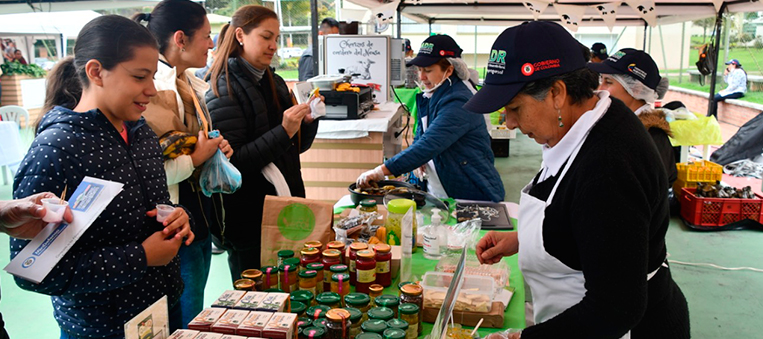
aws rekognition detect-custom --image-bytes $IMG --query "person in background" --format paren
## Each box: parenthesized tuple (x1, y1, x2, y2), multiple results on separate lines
(590, 42, 608, 63)
(11, 15, 193, 338)
(404, 38, 418, 89)
(356, 35, 505, 202)
(3, 40, 16, 61)
(587, 48, 676, 188)
(205, 5, 318, 281)
(298, 17, 340, 81)
(470, 21, 689, 338)
(133, 0, 233, 328)
(710, 58, 747, 118)
(12, 50, 26, 65)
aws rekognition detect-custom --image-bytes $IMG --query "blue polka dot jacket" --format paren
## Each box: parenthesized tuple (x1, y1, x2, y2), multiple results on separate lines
(10, 106, 184, 338)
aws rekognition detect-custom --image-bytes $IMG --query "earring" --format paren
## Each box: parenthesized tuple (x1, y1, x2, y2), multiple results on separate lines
(181, 48, 185, 52)
(239, 41, 243, 46)
(557, 109, 564, 128)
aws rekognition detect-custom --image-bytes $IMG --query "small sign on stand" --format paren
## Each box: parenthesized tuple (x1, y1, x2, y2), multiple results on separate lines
(124, 296, 169, 339)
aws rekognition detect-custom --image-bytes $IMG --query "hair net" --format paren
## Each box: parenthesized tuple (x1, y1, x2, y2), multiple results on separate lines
(610, 73, 666, 104)
(446, 57, 479, 93)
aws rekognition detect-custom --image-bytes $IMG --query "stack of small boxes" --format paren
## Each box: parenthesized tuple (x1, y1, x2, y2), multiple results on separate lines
(168, 290, 297, 339)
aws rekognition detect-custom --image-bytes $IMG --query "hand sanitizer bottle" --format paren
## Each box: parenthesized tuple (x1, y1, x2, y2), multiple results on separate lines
(423, 208, 443, 260)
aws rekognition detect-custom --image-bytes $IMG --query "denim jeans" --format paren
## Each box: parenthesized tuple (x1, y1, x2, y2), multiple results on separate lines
(59, 300, 182, 339)
(709, 92, 744, 117)
(178, 232, 212, 328)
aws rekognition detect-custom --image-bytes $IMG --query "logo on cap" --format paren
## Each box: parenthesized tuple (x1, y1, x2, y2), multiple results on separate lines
(627, 63, 647, 80)
(608, 50, 625, 62)
(420, 42, 434, 55)
(487, 49, 507, 75)
(521, 63, 534, 76)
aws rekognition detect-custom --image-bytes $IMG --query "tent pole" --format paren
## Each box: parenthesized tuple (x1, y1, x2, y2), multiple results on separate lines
(723, 14, 730, 62)
(611, 26, 627, 51)
(397, 9, 402, 38)
(679, 22, 686, 83)
(429, 18, 433, 35)
(310, 0, 319, 76)
(642, 23, 647, 50)
(707, 3, 727, 116)
(658, 25, 667, 77)
(648, 26, 652, 54)
(474, 25, 478, 70)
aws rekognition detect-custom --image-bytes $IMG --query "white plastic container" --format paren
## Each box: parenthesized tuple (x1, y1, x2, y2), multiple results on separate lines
(421, 271, 496, 313)
(41, 198, 68, 223)
(306, 75, 344, 90)
(422, 208, 443, 260)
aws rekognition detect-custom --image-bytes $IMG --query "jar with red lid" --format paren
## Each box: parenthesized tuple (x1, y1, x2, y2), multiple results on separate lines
(301, 247, 321, 269)
(321, 249, 342, 292)
(373, 244, 392, 287)
(348, 242, 368, 286)
(326, 241, 346, 264)
(355, 250, 377, 294)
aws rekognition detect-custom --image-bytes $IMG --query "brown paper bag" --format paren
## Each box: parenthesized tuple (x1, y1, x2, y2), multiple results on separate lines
(260, 195, 335, 266)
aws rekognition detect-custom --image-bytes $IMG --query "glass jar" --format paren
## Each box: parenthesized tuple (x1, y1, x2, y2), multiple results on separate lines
(279, 264, 298, 293)
(261, 266, 278, 291)
(326, 241, 346, 264)
(297, 317, 313, 335)
(360, 319, 388, 334)
(306, 305, 331, 320)
(291, 300, 307, 317)
(307, 262, 325, 294)
(301, 247, 322, 269)
(348, 242, 368, 286)
(344, 293, 371, 322)
(374, 295, 400, 318)
(345, 307, 362, 339)
(399, 284, 423, 335)
(355, 250, 377, 294)
(241, 269, 263, 291)
(299, 270, 319, 295)
(368, 307, 394, 321)
(313, 318, 328, 328)
(291, 290, 315, 308)
(399, 303, 419, 339)
(285, 257, 301, 267)
(300, 326, 326, 339)
(356, 333, 383, 339)
(368, 284, 383, 307)
(304, 240, 323, 250)
(321, 250, 342, 292)
(316, 292, 342, 309)
(384, 199, 417, 252)
(325, 308, 351, 339)
(382, 328, 406, 339)
(265, 288, 286, 293)
(397, 282, 414, 296)
(385, 319, 408, 335)
(329, 264, 348, 275)
(234, 278, 255, 291)
(330, 273, 350, 300)
(359, 199, 378, 214)
(278, 250, 295, 267)
(373, 244, 392, 287)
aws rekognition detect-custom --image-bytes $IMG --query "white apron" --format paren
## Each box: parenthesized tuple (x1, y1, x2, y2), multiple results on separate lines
(518, 137, 664, 338)
(420, 115, 448, 199)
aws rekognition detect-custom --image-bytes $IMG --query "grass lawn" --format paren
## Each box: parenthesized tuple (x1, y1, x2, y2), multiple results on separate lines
(669, 78, 763, 105)
(275, 69, 299, 80)
(687, 47, 763, 76)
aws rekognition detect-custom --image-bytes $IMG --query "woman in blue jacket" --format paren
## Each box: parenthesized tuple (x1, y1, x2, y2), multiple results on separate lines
(11, 15, 193, 338)
(357, 35, 504, 202)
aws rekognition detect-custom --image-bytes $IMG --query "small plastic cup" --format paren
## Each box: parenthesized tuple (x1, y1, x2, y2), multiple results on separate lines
(41, 198, 68, 223)
(156, 204, 175, 223)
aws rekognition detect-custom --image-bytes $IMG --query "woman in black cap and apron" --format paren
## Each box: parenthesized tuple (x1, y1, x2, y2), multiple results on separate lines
(356, 34, 504, 202)
(471, 22, 689, 338)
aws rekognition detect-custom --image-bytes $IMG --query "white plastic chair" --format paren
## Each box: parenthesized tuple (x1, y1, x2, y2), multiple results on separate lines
(0, 105, 30, 128)
(0, 121, 24, 185)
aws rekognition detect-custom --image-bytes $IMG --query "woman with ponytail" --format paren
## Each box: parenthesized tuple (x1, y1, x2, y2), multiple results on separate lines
(11, 15, 192, 338)
(134, 0, 233, 327)
(205, 5, 318, 281)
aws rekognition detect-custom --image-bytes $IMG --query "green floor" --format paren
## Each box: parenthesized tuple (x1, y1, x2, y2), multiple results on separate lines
(1, 133, 762, 338)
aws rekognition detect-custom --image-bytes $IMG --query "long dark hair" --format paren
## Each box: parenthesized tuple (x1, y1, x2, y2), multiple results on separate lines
(39, 15, 157, 128)
(133, 0, 207, 55)
(210, 5, 279, 99)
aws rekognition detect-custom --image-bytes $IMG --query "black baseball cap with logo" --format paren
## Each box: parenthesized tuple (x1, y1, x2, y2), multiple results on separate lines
(464, 21, 587, 113)
(406, 34, 462, 67)
(586, 48, 661, 90)
(591, 42, 608, 60)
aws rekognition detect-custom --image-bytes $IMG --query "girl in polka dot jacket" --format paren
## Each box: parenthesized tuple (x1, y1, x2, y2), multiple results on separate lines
(10, 16, 194, 339)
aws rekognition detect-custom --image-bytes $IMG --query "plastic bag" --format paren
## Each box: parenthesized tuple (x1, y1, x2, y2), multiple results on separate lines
(199, 130, 242, 197)
(483, 328, 523, 339)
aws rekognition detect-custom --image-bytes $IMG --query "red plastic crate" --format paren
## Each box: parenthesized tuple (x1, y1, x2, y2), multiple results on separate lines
(680, 188, 763, 226)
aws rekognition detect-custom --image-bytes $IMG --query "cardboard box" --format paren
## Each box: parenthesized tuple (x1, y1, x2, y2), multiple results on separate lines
(422, 302, 505, 328)
(211, 309, 250, 334)
(167, 329, 200, 339)
(212, 290, 247, 308)
(234, 292, 268, 310)
(219, 335, 248, 339)
(194, 332, 224, 339)
(188, 308, 227, 332)
(261, 312, 297, 339)
(258, 292, 289, 312)
(236, 311, 274, 337)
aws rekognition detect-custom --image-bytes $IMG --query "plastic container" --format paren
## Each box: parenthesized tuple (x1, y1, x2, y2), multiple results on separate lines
(680, 187, 763, 226)
(385, 199, 417, 251)
(41, 198, 68, 223)
(422, 208, 443, 260)
(307, 75, 344, 90)
(435, 261, 510, 295)
(676, 160, 723, 182)
(155, 203, 175, 223)
(421, 271, 496, 313)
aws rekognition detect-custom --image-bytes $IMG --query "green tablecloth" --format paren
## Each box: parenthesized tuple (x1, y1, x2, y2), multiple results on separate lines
(392, 87, 421, 136)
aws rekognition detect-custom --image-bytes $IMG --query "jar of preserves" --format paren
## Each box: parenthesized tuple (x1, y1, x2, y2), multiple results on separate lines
(359, 199, 378, 214)
(348, 242, 368, 286)
(330, 273, 350, 300)
(278, 250, 295, 267)
(261, 266, 278, 290)
(368, 306, 394, 321)
(299, 270, 319, 295)
(279, 264, 298, 293)
(385, 319, 408, 335)
(326, 241, 346, 264)
(306, 305, 331, 320)
(344, 293, 371, 322)
(297, 317, 313, 335)
(374, 295, 400, 318)
(399, 303, 419, 339)
(382, 328, 406, 339)
(291, 300, 307, 317)
(300, 326, 326, 339)
(306, 262, 325, 294)
(321, 250, 342, 292)
(397, 281, 414, 296)
(234, 278, 255, 290)
(345, 307, 362, 339)
(360, 319, 388, 334)
(285, 257, 301, 267)
(329, 264, 348, 275)
(356, 333, 382, 339)
(373, 244, 392, 287)
(368, 284, 383, 307)
(291, 290, 315, 308)
(325, 308, 351, 339)
(315, 292, 342, 309)
(313, 318, 328, 328)
(301, 247, 322, 269)
(355, 250, 377, 293)
(304, 240, 323, 250)
(265, 288, 286, 293)
(241, 269, 263, 291)
(399, 285, 423, 335)
(384, 199, 417, 252)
